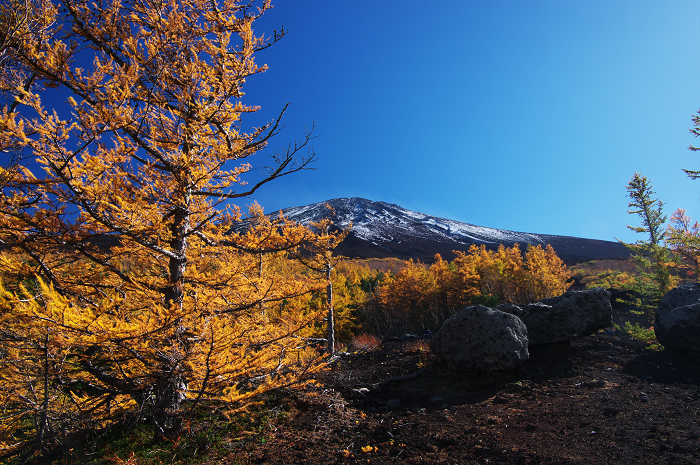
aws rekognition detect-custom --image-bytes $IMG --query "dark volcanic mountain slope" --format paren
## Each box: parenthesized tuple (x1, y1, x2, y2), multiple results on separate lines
(277, 197, 629, 262)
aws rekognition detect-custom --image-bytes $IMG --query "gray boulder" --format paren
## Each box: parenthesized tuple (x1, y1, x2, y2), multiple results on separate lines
(497, 288, 612, 345)
(655, 283, 700, 360)
(430, 305, 529, 372)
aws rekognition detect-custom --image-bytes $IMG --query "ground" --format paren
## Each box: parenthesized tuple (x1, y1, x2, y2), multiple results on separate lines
(231, 306, 700, 465)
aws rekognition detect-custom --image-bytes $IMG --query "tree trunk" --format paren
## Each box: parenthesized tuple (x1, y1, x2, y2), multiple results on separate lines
(326, 265, 335, 354)
(36, 332, 50, 454)
(153, 373, 188, 441)
(155, 205, 190, 440)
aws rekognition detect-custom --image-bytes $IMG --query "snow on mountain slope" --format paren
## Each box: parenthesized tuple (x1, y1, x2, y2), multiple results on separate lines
(275, 198, 629, 262)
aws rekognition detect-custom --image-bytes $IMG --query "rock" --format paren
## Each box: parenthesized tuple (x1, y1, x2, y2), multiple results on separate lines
(428, 396, 449, 409)
(497, 288, 612, 345)
(655, 283, 700, 360)
(583, 379, 606, 388)
(430, 305, 529, 372)
(386, 398, 401, 409)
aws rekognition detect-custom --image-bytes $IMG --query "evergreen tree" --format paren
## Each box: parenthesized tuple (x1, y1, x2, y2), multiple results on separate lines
(623, 172, 675, 315)
(683, 109, 700, 179)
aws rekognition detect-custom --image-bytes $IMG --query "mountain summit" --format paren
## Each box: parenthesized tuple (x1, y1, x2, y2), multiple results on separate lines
(277, 198, 628, 262)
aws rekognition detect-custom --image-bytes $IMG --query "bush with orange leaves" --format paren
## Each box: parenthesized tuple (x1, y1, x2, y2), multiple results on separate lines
(351, 333, 382, 352)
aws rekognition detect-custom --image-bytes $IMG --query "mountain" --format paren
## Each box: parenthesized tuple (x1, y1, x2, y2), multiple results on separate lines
(276, 197, 629, 263)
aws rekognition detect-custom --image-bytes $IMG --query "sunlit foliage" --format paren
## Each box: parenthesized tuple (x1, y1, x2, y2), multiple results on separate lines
(0, 0, 334, 457)
(375, 245, 572, 335)
(570, 259, 637, 290)
(453, 244, 572, 305)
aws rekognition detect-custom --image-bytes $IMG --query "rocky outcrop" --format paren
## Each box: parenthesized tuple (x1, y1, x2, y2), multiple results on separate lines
(497, 288, 612, 345)
(655, 283, 700, 360)
(430, 289, 612, 372)
(430, 305, 529, 372)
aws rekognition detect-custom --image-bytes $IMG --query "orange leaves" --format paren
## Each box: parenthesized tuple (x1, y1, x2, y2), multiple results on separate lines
(455, 244, 572, 304)
(376, 245, 572, 335)
(377, 256, 469, 335)
(2, 0, 277, 199)
(666, 208, 700, 279)
(0, 0, 324, 450)
(380, 259, 433, 316)
(521, 244, 572, 302)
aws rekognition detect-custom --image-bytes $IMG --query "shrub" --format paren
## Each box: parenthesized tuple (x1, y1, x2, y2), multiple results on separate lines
(618, 321, 663, 351)
(570, 259, 638, 290)
(351, 333, 382, 351)
(402, 339, 433, 368)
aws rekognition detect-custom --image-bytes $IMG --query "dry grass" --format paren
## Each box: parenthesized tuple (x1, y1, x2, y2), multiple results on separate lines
(351, 333, 382, 352)
(402, 339, 434, 368)
(402, 339, 430, 354)
(571, 258, 637, 274)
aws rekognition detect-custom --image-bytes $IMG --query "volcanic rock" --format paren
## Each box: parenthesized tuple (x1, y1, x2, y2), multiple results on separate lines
(430, 305, 529, 372)
(497, 288, 612, 345)
(655, 282, 700, 360)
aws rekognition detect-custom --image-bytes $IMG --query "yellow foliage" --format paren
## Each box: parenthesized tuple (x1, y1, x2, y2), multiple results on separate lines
(0, 0, 332, 456)
(376, 245, 572, 335)
(454, 244, 572, 304)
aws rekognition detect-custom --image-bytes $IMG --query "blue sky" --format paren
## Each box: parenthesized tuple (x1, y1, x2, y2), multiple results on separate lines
(238, 1, 700, 243)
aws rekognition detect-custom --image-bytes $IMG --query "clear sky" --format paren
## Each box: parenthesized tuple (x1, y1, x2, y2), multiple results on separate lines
(237, 1, 700, 243)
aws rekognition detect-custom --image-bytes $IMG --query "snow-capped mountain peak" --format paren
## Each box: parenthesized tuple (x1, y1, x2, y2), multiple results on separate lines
(276, 198, 628, 262)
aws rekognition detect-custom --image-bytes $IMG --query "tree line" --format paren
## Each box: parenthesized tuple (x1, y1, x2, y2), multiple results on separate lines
(299, 243, 572, 340)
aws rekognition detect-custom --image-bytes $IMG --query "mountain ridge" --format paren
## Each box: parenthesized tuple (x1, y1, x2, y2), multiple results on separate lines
(276, 197, 629, 263)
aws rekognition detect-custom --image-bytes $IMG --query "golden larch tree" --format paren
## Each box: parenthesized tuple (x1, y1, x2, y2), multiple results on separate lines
(453, 243, 571, 305)
(0, 0, 329, 456)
